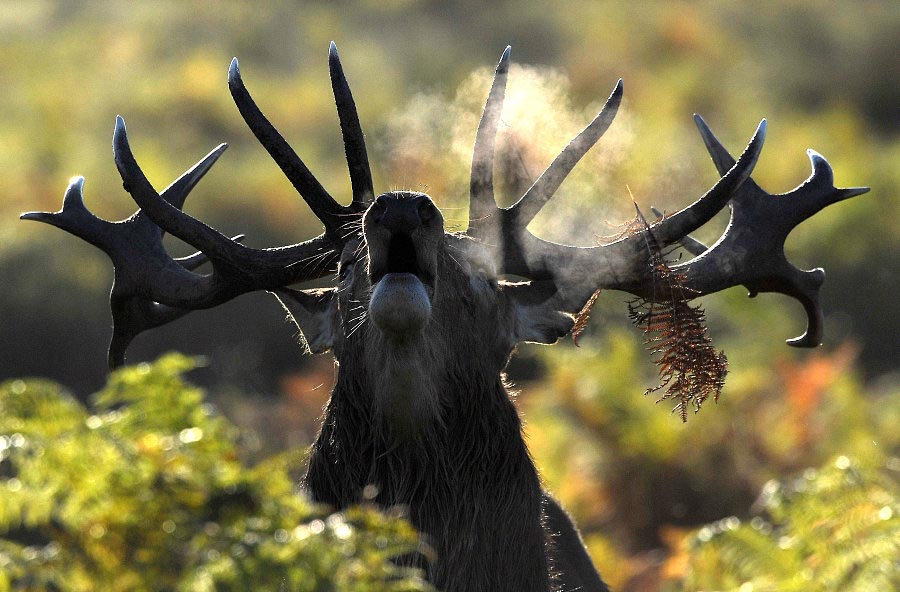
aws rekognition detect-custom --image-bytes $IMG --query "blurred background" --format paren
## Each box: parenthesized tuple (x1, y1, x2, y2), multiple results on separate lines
(1, 1, 898, 589)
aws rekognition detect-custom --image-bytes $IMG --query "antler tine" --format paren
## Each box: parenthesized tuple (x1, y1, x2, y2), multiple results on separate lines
(468, 45, 511, 240)
(114, 117, 245, 262)
(509, 79, 623, 229)
(649, 119, 766, 246)
(160, 141, 228, 212)
(465, 49, 624, 276)
(20, 177, 114, 251)
(661, 115, 871, 347)
(329, 42, 375, 212)
(228, 57, 349, 238)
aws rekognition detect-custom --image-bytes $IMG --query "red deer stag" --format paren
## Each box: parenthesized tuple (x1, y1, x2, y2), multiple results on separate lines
(22, 44, 868, 591)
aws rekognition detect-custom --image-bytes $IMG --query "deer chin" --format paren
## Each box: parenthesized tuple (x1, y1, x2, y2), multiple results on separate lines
(369, 272, 432, 339)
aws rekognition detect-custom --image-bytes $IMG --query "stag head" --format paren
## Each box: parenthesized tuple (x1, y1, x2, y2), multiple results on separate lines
(22, 43, 868, 418)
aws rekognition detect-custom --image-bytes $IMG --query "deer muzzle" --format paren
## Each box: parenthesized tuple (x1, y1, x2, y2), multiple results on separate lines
(364, 191, 443, 339)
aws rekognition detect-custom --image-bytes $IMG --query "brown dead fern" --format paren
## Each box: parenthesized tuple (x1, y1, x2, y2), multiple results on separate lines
(625, 204, 728, 421)
(571, 189, 651, 347)
(572, 289, 602, 346)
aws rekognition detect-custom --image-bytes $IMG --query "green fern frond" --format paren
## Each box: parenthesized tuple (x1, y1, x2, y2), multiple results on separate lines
(0, 355, 433, 592)
(686, 456, 900, 591)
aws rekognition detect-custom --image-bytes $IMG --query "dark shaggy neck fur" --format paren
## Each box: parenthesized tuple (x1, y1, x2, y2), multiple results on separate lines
(304, 256, 553, 591)
(305, 373, 549, 590)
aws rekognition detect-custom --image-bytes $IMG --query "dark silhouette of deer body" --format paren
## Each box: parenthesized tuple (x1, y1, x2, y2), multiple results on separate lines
(277, 190, 584, 588)
(298, 193, 555, 588)
(307, 318, 549, 588)
(22, 44, 868, 592)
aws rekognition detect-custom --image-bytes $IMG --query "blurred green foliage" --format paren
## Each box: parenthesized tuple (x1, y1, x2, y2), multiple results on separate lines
(684, 455, 900, 591)
(522, 323, 900, 589)
(0, 355, 431, 592)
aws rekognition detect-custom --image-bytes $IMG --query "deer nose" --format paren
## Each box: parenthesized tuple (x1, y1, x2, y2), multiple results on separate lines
(370, 192, 440, 233)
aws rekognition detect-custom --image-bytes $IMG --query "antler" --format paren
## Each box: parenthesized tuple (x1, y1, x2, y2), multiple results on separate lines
(466, 48, 867, 346)
(21, 43, 373, 367)
(652, 115, 870, 347)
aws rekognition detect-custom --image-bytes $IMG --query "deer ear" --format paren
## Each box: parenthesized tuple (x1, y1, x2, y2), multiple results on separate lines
(503, 281, 575, 345)
(272, 287, 339, 354)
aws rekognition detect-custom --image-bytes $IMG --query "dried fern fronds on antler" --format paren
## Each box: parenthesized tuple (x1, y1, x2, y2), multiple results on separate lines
(571, 189, 659, 347)
(572, 289, 602, 346)
(626, 204, 728, 421)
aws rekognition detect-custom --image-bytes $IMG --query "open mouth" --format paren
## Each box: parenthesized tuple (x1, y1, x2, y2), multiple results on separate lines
(369, 231, 436, 291)
(367, 230, 436, 337)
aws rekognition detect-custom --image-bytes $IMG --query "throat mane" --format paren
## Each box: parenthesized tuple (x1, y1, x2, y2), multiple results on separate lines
(304, 373, 548, 589)
(365, 334, 444, 439)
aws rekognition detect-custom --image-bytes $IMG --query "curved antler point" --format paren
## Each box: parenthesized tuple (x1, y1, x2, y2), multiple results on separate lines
(329, 42, 342, 69)
(606, 79, 624, 106)
(742, 119, 767, 164)
(842, 186, 871, 198)
(112, 118, 136, 171)
(802, 148, 838, 190)
(786, 334, 821, 348)
(806, 148, 829, 167)
(228, 57, 241, 84)
(693, 112, 712, 132)
(69, 175, 86, 188)
(740, 120, 766, 168)
(62, 175, 87, 209)
(497, 46, 511, 70)
(113, 116, 129, 152)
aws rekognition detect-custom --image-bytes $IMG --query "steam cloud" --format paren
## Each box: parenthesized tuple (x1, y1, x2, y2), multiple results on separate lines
(379, 64, 635, 243)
